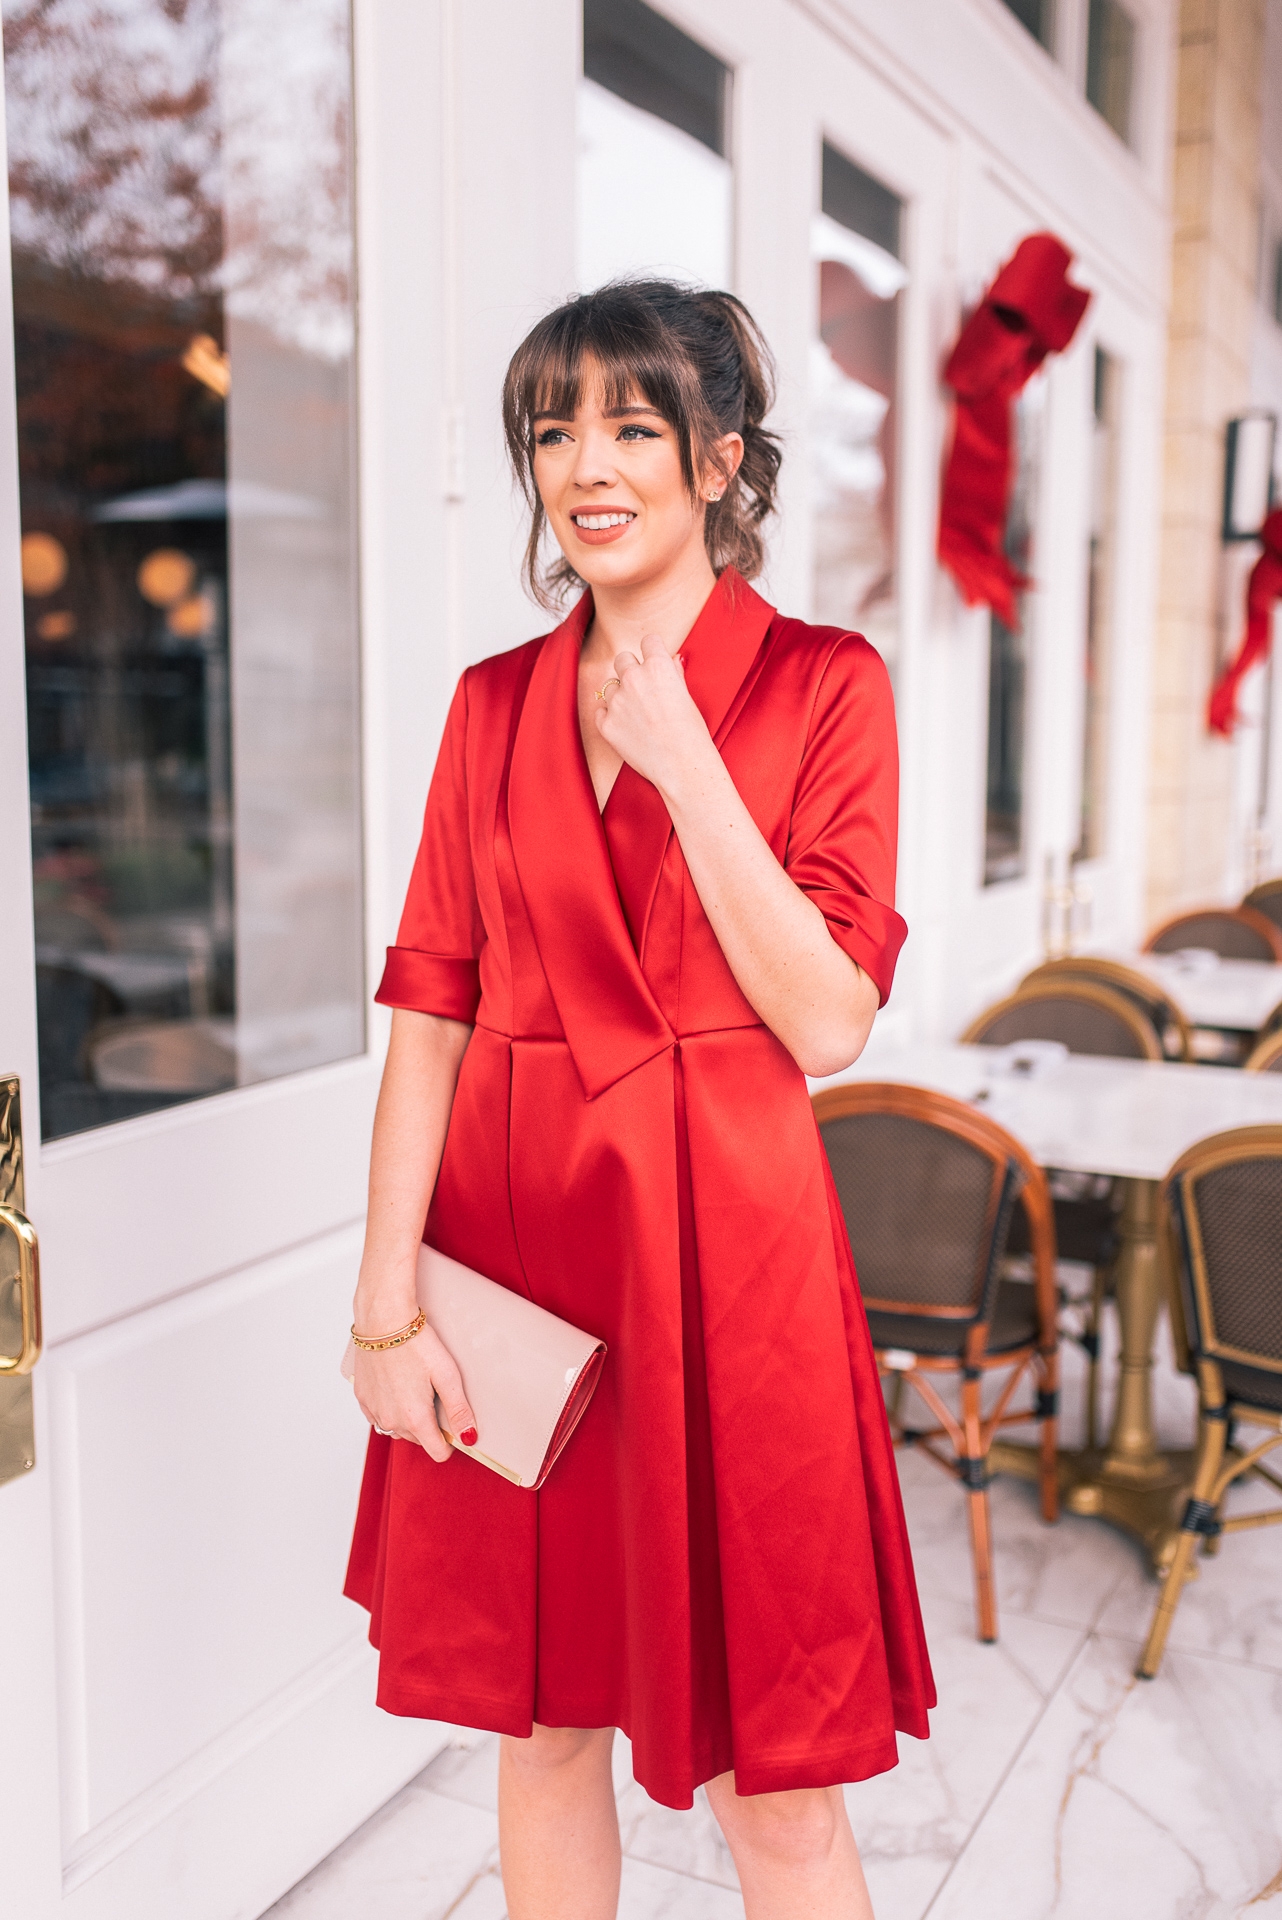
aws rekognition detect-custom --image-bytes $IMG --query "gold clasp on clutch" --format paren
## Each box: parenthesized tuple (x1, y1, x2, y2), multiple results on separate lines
(437, 1415, 523, 1485)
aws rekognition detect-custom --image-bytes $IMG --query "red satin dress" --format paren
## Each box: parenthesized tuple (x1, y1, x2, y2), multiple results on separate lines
(345, 568, 935, 1809)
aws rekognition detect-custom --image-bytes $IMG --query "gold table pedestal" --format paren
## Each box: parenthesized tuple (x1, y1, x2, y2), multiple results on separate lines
(989, 1176, 1193, 1571)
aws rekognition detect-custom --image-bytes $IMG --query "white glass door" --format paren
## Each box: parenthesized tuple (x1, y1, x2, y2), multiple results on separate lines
(0, 5, 441, 1914)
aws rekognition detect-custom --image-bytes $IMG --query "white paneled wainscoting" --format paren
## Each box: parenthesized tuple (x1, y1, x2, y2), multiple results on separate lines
(42, 1223, 450, 1919)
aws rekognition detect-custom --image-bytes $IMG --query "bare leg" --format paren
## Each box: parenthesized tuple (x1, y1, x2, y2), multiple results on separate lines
(498, 1724, 620, 1920)
(705, 1775, 874, 1919)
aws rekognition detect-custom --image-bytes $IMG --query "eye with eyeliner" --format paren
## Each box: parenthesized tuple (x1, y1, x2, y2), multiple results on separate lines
(534, 421, 661, 448)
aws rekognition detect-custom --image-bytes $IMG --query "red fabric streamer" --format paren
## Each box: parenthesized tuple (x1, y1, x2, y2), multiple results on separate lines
(1208, 509, 1282, 737)
(937, 233, 1092, 625)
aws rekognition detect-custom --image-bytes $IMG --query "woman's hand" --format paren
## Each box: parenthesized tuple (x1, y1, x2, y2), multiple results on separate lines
(593, 636, 878, 1077)
(594, 632, 716, 800)
(351, 1009, 474, 1457)
(352, 1324, 477, 1462)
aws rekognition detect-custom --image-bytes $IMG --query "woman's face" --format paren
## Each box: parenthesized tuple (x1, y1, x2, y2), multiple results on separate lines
(531, 364, 741, 595)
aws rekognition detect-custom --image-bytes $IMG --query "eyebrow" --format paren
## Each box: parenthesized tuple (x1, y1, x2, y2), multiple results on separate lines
(531, 403, 666, 424)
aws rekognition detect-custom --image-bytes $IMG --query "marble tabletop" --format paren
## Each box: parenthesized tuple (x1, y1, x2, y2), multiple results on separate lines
(1106, 949, 1282, 1032)
(812, 1041, 1282, 1180)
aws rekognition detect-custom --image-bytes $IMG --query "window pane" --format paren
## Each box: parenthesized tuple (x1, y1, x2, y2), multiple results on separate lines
(1076, 348, 1120, 862)
(820, 145, 900, 262)
(811, 145, 905, 676)
(999, 0, 1055, 51)
(984, 384, 1044, 885)
(6, 0, 363, 1141)
(578, 8, 731, 291)
(583, 0, 727, 156)
(1086, 0, 1135, 146)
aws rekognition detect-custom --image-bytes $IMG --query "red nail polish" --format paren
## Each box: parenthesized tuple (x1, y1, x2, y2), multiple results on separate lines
(459, 1427, 478, 1447)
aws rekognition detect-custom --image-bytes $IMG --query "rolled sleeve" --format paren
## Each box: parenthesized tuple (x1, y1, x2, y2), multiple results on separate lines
(377, 674, 484, 1022)
(374, 948, 481, 1022)
(785, 635, 907, 1006)
(811, 895, 907, 1006)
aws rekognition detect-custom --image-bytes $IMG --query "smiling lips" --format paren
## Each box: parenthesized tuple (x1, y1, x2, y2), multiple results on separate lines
(571, 508, 636, 545)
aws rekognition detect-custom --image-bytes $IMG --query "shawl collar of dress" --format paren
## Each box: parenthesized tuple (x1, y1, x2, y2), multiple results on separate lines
(508, 568, 775, 1100)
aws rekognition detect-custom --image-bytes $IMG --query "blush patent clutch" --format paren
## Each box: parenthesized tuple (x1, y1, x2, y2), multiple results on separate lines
(342, 1244, 607, 1489)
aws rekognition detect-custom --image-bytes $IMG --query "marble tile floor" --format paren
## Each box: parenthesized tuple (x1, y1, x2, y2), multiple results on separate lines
(266, 1323, 1282, 1920)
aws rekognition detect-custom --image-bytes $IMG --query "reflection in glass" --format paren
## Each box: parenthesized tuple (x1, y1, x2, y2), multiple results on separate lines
(1077, 348, 1120, 862)
(811, 145, 905, 676)
(1086, 0, 1135, 147)
(1000, 0, 1055, 50)
(820, 144, 899, 260)
(4, 0, 363, 1139)
(583, 0, 726, 156)
(984, 384, 1044, 886)
(577, 1, 731, 292)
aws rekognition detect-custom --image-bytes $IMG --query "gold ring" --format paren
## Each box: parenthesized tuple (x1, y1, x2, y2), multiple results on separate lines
(595, 677, 621, 701)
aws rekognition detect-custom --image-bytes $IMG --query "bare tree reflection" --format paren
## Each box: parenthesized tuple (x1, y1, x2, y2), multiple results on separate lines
(4, 0, 352, 354)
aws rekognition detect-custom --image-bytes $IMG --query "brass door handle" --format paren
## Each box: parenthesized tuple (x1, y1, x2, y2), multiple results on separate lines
(0, 1202, 42, 1375)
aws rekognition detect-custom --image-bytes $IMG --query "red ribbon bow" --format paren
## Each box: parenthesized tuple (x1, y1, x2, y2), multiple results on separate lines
(1207, 509, 1282, 737)
(937, 233, 1092, 626)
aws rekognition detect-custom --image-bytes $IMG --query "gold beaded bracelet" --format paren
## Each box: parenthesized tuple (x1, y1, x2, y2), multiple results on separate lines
(350, 1308, 427, 1352)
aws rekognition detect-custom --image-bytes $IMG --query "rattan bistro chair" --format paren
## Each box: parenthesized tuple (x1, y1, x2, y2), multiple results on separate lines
(1137, 1127, 1282, 1678)
(1245, 1028, 1282, 1073)
(1021, 957, 1192, 1061)
(960, 979, 1163, 1059)
(1144, 906, 1282, 964)
(813, 1082, 1059, 1644)
(1243, 877, 1282, 934)
(962, 980, 1163, 1448)
(1252, 994, 1282, 1048)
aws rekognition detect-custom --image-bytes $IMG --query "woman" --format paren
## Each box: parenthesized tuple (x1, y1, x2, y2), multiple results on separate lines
(345, 280, 934, 1920)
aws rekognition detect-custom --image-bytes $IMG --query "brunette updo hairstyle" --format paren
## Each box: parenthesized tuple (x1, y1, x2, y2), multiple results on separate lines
(503, 279, 782, 610)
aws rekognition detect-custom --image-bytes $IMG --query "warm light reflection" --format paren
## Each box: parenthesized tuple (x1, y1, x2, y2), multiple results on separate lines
(137, 547, 197, 607)
(182, 332, 231, 397)
(20, 531, 68, 596)
(35, 610, 76, 641)
(166, 592, 216, 638)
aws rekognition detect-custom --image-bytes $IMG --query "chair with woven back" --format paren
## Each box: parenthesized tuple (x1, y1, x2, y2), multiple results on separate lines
(960, 979, 1164, 1449)
(1242, 876, 1282, 935)
(961, 979, 1164, 1059)
(1245, 1028, 1282, 1074)
(1250, 991, 1282, 1051)
(1020, 956, 1192, 1062)
(813, 1082, 1058, 1644)
(1137, 1125, 1282, 1678)
(1144, 906, 1282, 964)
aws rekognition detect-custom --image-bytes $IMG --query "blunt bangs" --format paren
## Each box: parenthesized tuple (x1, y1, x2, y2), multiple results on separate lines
(506, 290, 704, 506)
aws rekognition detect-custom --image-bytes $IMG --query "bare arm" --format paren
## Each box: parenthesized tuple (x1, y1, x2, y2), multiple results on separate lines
(661, 743, 877, 1076)
(597, 636, 879, 1077)
(350, 1008, 478, 1457)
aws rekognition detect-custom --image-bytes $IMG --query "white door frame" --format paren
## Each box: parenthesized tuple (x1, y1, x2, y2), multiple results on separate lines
(0, 3, 466, 1913)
